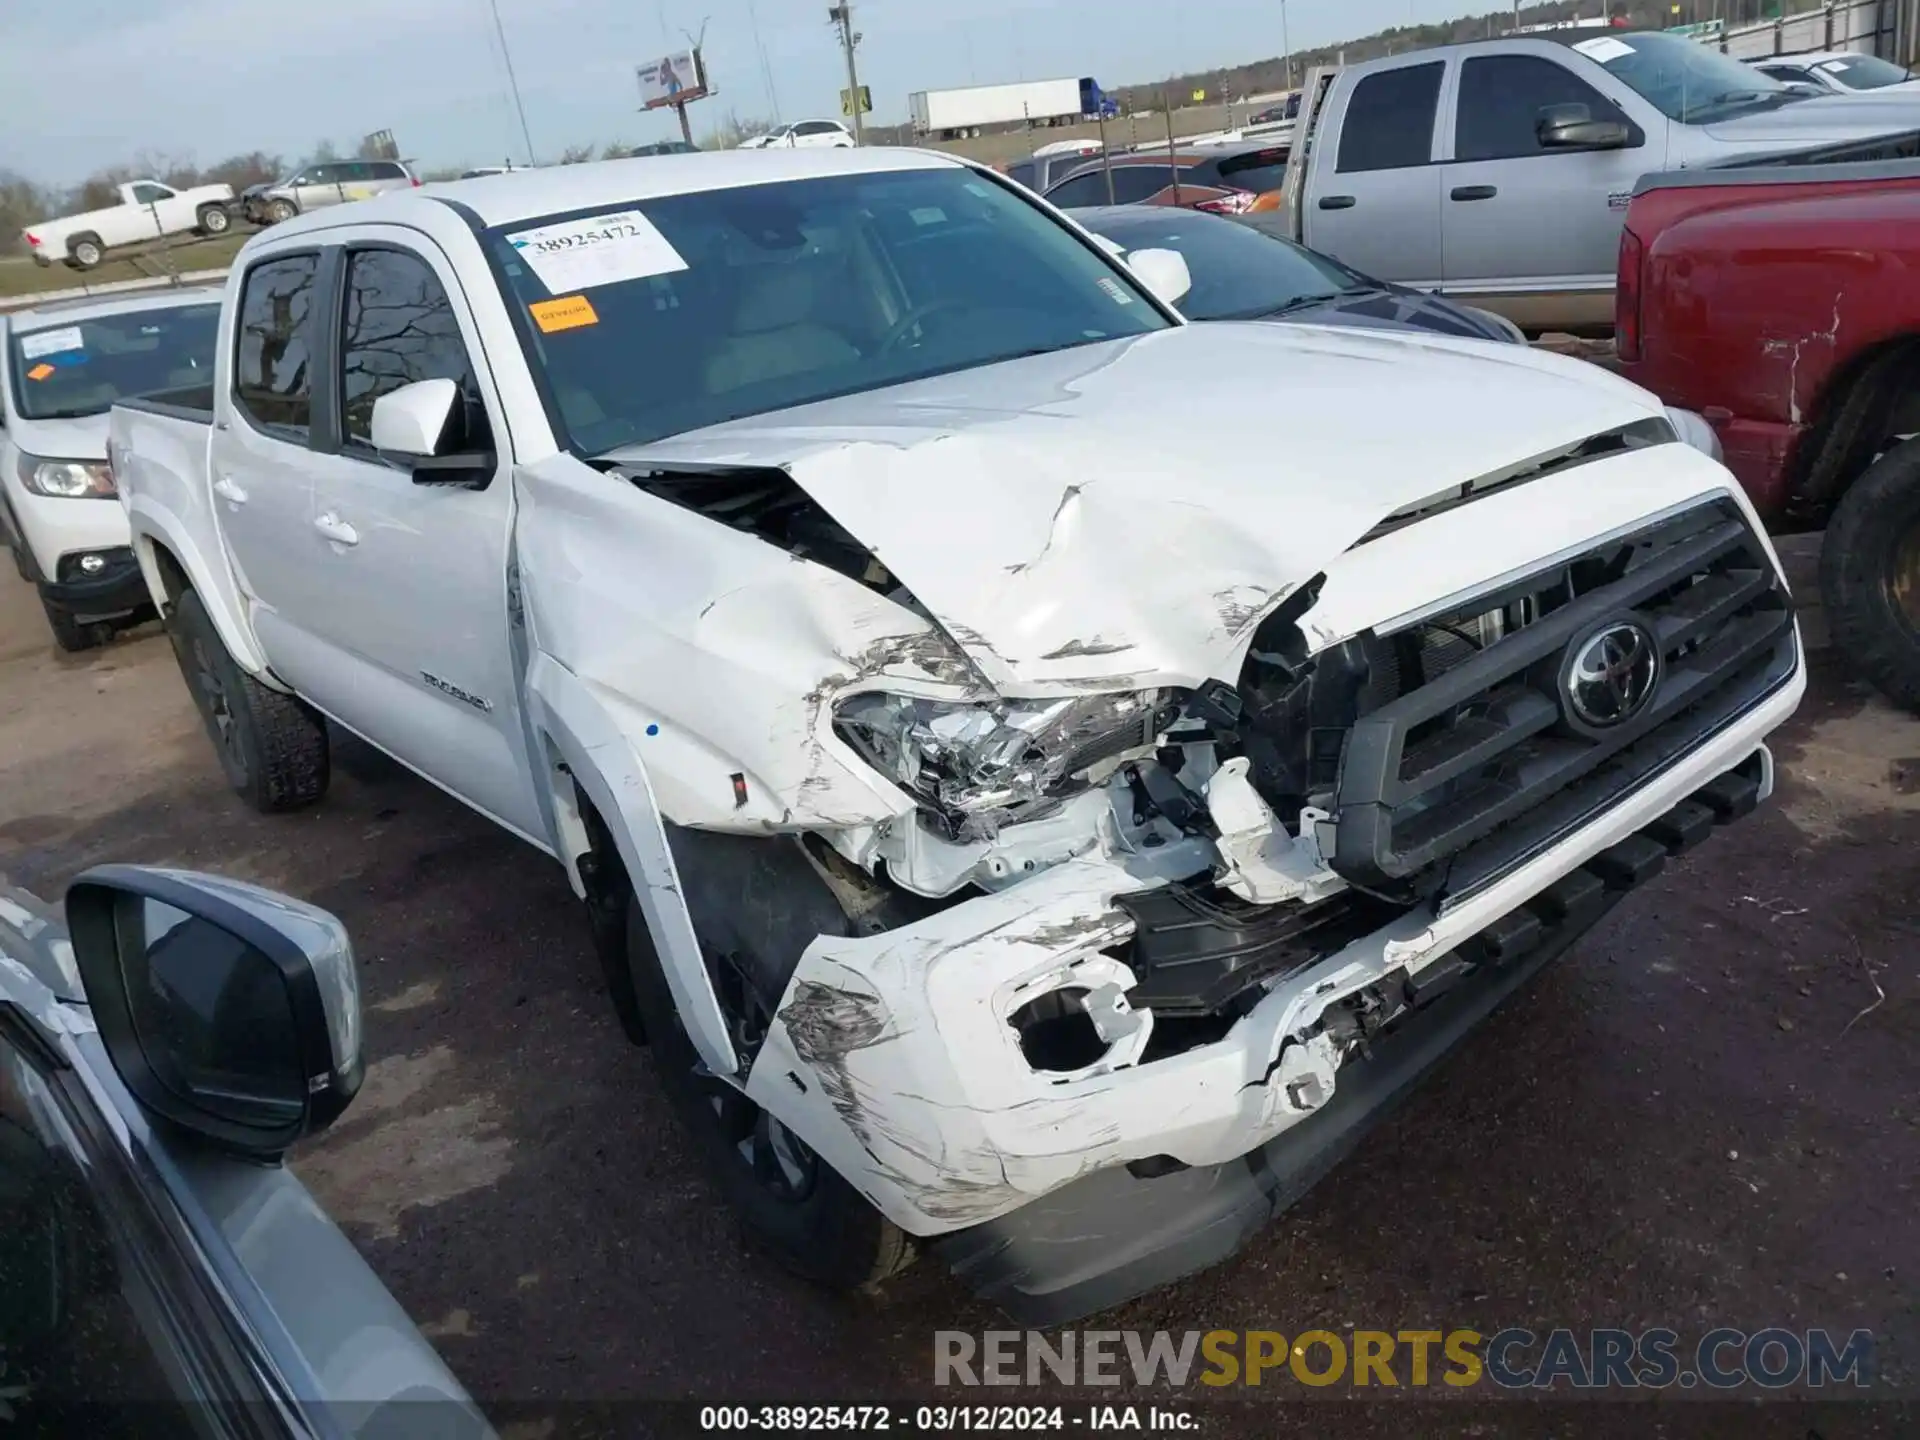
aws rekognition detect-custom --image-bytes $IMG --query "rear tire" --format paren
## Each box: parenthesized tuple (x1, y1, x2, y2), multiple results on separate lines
(1821, 437, 1920, 712)
(616, 881, 914, 1291)
(166, 587, 330, 811)
(196, 203, 231, 236)
(66, 234, 103, 269)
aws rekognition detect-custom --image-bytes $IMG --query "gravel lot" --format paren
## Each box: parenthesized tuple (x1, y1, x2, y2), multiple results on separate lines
(0, 561, 1914, 1438)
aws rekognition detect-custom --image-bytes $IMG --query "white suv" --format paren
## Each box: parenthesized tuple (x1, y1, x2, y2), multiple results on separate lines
(739, 119, 856, 149)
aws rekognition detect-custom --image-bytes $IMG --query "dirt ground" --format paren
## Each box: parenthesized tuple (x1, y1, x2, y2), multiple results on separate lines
(0, 561, 1915, 1438)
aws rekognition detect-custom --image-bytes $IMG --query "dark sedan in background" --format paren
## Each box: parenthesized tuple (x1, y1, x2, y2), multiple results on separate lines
(1040, 143, 1292, 215)
(1072, 206, 1525, 341)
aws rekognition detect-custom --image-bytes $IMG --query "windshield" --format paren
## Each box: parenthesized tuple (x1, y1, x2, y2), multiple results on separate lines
(1818, 54, 1912, 91)
(1573, 31, 1803, 122)
(486, 167, 1171, 453)
(1079, 211, 1362, 321)
(7, 303, 220, 422)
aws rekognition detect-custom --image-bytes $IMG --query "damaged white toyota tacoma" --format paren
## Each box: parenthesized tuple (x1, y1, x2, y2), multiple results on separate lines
(108, 150, 1804, 1322)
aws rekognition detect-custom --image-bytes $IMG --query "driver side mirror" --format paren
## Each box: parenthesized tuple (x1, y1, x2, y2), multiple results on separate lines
(371, 377, 495, 488)
(1126, 247, 1193, 307)
(65, 867, 364, 1162)
(1537, 103, 1632, 151)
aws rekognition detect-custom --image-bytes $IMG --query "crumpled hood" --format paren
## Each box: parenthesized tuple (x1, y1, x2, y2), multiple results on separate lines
(607, 323, 1667, 692)
(1701, 96, 1920, 145)
(7, 412, 109, 462)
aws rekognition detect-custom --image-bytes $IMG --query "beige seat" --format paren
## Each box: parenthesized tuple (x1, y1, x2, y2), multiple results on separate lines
(705, 264, 860, 396)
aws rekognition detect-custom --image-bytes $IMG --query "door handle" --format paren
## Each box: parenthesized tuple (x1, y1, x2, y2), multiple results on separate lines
(1450, 185, 1499, 202)
(1318, 195, 1357, 210)
(211, 476, 247, 504)
(314, 512, 359, 547)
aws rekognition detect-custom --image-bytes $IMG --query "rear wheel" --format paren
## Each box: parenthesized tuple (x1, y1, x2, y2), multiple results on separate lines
(615, 881, 914, 1290)
(166, 588, 330, 811)
(66, 234, 103, 269)
(196, 203, 231, 236)
(1821, 437, 1920, 712)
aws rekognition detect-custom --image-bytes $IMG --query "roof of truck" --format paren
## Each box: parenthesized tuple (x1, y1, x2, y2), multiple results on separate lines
(0, 284, 223, 336)
(266, 148, 966, 236)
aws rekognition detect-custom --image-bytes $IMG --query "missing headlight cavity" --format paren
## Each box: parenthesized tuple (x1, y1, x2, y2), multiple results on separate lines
(1009, 988, 1111, 1073)
(835, 690, 1176, 842)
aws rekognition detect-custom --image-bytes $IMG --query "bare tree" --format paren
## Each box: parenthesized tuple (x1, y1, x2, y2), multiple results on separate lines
(557, 144, 596, 165)
(701, 110, 776, 150)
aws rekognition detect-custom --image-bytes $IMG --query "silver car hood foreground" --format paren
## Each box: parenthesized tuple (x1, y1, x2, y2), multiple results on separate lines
(606, 324, 1669, 692)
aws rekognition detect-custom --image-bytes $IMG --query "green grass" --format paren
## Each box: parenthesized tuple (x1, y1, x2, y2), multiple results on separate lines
(0, 232, 250, 300)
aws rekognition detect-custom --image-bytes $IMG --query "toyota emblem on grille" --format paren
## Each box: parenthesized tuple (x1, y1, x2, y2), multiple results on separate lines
(1564, 621, 1661, 728)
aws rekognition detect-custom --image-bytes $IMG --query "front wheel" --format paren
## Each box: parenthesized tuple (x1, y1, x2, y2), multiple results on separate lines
(617, 890, 914, 1290)
(166, 588, 330, 811)
(265, 199, 296, 225)
(1821, 437, 1920, 712)
(196, 204, 231, 236)
(39, 594, 101, 654)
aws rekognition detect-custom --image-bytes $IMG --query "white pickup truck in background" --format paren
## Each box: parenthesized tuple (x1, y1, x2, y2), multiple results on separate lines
(23, 179, 235, 270)
(109, 150, 1804, 1322)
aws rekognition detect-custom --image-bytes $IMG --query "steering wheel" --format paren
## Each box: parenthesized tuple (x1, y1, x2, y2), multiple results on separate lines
(874, 298, 972, 355)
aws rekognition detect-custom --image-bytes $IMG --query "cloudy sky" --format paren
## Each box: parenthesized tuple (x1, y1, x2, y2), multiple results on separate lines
(3, 0, 1473, 184)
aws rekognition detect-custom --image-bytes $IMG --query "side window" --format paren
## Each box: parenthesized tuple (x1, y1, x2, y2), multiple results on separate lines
(1338, 62, 1445, 173)
(128, 183, 171, 205)
(1111, 166, 1185, 203)
(233, 254, 319, 438)
(372, 162, 406, 181)
(339, 249, 487, 453)
(1456, 55, 1634, 162)
(1043, 171, 1112, 208)
(0, 1031, 199, 1435)
(795, 121, 839, 136)
(1005, 162, 1037, 190)
(310, 164, 344, 186)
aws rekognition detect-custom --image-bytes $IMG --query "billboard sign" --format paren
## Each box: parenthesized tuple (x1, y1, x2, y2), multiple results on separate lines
(638, 50, 710, 109)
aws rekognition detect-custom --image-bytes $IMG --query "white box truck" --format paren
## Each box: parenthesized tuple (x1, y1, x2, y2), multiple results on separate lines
(910, 78, 1115, 139)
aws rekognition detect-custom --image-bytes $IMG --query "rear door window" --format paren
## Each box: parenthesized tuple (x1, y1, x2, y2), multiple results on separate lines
(1338, 62, 1445, 173)
(233, 253, 319, 438)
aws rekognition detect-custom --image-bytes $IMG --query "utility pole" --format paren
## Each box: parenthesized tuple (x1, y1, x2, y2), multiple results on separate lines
(828, 5, 865, 145)
(487, 0, 538, 165)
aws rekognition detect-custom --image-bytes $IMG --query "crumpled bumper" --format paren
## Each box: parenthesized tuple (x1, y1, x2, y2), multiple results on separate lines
(743, 660, 1801, 1245)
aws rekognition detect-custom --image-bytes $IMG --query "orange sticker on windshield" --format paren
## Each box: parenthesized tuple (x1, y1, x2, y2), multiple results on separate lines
(530, 295, 598, 333)
(26, 363, 54, 381)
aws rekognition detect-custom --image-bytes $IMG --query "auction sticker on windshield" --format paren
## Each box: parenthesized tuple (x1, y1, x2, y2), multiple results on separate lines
(508, 209, 688, 293)
(19, 326, 84, 360)
(1573, 36, 1635, 64)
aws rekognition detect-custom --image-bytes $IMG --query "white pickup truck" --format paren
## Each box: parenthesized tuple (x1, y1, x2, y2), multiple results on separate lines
(24, 179, 235, 270)
(109, 150, 1804, 1322)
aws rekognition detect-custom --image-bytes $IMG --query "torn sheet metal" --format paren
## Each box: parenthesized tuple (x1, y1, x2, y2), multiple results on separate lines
(746, 721, 1799, 1237)
(599, 322, 1672, 695)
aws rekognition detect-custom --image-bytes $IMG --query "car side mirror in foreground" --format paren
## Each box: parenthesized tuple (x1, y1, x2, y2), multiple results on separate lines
(66, 867, 363, 1161)
(1536, 103, 1632, 151)
(1126, 247, 1193, 307)
(371, 377, 495, 488)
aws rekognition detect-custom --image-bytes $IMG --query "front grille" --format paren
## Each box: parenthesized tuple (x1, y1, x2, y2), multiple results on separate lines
(1331, 500, 1796, 906)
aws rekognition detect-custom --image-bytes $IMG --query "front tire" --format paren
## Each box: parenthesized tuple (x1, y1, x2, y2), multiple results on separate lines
(166, 587, 330, 811)
(39, 595, 100, 653)
(1821, 437, 1920, 712)
(265, 199, 296, 225)
(617, 886, 914, 1290)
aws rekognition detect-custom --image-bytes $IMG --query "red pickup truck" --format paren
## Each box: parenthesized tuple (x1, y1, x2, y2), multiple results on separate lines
(1616, 150, 1920, 709)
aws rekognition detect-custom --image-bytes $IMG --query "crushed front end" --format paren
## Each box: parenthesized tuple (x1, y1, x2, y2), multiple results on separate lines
(742, 471, 1804, 1319)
